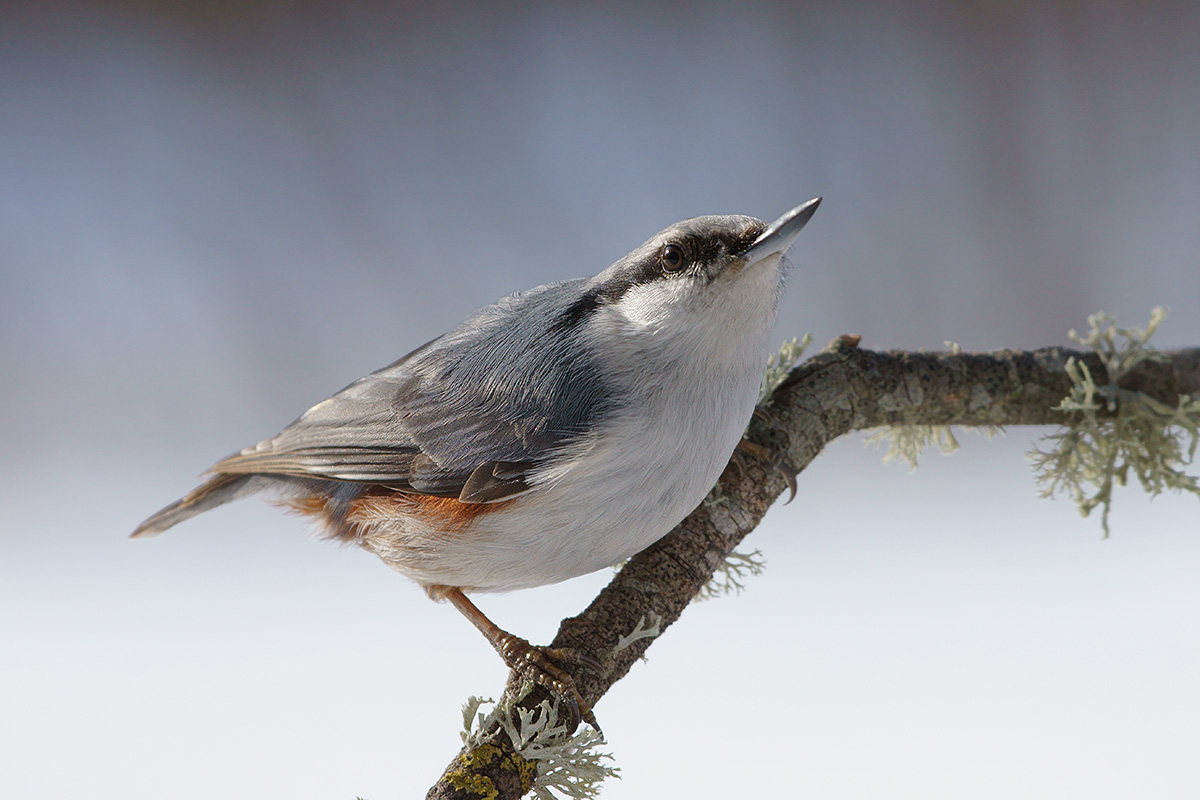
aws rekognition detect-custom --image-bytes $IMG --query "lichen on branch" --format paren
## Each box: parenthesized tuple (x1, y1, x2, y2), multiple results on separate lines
(1028, 308, 1200, 534)
(694, 549, 767, 600)
(458, 692, 618, 800)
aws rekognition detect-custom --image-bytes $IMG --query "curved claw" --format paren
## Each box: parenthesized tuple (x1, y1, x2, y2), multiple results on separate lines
(725, 449, 748, 480)
(735, 438, 798, 503)
(776, 457, 798, 504)
(735, 439, 771, 462)
(498, 634, 601, 733)
(752, 404, 778, 426)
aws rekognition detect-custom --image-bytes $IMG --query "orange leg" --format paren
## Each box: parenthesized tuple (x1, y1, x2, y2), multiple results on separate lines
(434, 585, 601, 732)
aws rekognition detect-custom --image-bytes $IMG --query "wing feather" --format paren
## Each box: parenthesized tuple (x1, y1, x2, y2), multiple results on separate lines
(207, 279, 610, 501)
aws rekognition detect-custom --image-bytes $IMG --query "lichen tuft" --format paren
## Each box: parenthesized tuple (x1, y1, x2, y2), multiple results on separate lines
(460, 693, 618, 799)
(1028, 308, 1200, 534)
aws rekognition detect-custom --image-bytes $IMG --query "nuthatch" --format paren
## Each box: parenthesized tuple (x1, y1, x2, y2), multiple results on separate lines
(134, 197, 821, 728)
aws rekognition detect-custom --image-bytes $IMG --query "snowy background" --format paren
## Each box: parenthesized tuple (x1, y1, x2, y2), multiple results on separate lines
(2, 2, 1198, 797)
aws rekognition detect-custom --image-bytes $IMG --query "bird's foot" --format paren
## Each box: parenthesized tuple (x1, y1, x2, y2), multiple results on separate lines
(735, 435, 799, 503)
(493, 631, 602, 734)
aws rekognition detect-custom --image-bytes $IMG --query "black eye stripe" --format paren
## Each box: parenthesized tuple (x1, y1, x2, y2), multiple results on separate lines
(560, 218, 768, 326)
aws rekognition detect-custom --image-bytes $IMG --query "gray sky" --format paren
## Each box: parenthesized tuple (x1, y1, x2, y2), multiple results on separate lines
(2, 2, 1198, 797)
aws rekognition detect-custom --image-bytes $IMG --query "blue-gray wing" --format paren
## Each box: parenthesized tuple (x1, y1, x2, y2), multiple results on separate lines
(211, 280, 611, 502)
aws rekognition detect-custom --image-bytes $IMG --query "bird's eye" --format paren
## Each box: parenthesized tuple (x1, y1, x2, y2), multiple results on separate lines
(660, 243, 687, 272)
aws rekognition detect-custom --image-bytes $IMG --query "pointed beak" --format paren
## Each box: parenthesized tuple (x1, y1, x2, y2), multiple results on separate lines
(741, 197, 821, 264)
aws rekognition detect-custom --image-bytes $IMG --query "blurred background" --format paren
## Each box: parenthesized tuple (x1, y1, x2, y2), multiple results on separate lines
(2, 1, 1198, 797)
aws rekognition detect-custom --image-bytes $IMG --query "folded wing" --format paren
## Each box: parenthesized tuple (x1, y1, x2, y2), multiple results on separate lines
(209, 279, 609, 504)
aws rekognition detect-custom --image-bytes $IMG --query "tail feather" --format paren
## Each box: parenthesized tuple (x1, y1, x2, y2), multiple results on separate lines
(131, 474, 256, 538)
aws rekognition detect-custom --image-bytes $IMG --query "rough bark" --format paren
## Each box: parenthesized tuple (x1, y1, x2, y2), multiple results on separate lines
(427, 338, 1200, 799)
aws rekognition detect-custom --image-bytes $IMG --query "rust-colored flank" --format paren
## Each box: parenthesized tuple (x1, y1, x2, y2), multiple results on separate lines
(279, 486, 514, 542)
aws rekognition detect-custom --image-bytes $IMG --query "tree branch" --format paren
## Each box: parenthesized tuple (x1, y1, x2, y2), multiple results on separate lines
(427, 337, 1200, 799)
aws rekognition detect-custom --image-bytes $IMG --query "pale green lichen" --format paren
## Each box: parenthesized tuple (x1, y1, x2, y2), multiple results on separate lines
(461, 695, 497, 749)
(503, 697, 616, 800)
(695, 549, 767, 601)
(865, 423, 1005, 470)
(760, 334, 812, 403)
(1028, 307, 1200, 535)
(614, 614, 662, 654)
(865, 424, 964, 470)
(460, 693, 618, 800)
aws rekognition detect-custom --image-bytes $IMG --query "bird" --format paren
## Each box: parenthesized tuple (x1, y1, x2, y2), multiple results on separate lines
(133, 197, 821, 728)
